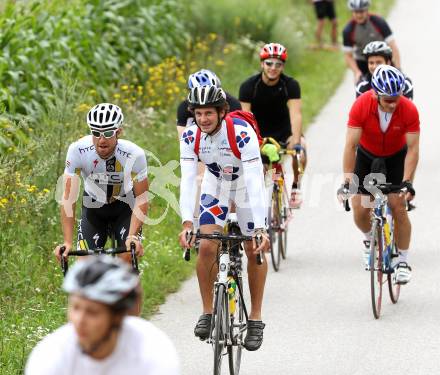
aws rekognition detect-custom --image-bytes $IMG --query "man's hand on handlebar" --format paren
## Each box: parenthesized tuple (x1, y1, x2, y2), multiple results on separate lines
(179, 222, 195, 249)
(400, 180, 415, 201)
(54, 243, 72, 263)
(252, 228, 270, 255)
(125, 235, 144, 257)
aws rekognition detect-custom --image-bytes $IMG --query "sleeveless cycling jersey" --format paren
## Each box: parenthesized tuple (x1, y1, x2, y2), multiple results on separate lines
(25, 317, 180, 375)
(348, 90, 420, 157)
(64, 136, 148, 205)
(180, 118, 267, 232)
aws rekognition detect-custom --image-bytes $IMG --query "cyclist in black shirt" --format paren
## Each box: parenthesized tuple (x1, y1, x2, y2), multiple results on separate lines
(175, 69, 241, 138)
(355, 41, 413, 99)
(239, 43, 307, 208)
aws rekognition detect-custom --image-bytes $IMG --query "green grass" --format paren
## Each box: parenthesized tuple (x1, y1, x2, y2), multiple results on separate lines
(0, 0, 395, 373)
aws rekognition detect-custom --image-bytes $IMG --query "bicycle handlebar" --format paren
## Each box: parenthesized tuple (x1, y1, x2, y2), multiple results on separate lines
(183, 231, 263, 264)
(60, 242, 139, 276)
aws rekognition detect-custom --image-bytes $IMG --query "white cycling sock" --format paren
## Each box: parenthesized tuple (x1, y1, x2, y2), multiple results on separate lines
(398, 250, 409, 264)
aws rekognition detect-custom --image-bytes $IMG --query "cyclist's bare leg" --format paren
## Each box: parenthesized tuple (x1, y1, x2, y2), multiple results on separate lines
(388, 193, 411, 250)
(292, 136, 307, 185)
(197, 224, 222, 314)
(243, 241, 268, 321)
(331, 18, 338, 45)
(352, 194, 373, 233)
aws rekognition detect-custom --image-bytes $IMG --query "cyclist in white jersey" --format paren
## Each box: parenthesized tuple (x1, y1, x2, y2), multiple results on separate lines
(25, 256, 180, 375)
(178, 85, 270, 351)
(54, 103, 148, 265)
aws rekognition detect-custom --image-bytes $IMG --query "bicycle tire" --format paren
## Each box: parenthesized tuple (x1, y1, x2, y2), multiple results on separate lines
(370, 220, 383, 319)
(268, 188, 283, 271)
(280, 204, 289, 259)
(214, 284, 227, 375)
(227, 276, 244, 374)
(388, 242, 401, 303)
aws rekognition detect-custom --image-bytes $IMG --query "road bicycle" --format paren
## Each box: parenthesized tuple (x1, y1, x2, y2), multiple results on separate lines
(345, 181, 413, 319)
(183, 217, 262, 375)
(262, 137, 302, 271)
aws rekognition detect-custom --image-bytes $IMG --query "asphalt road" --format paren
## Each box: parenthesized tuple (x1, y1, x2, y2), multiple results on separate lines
(152, 0, 440, 373)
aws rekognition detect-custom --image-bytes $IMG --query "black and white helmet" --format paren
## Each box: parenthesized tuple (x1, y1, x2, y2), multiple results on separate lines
(87, 103, 124, 131)
(347, 0, 371, 10)
(363, 41, 393, 59)
(187, 85, 226, 108)
(63, 256, 139, 311)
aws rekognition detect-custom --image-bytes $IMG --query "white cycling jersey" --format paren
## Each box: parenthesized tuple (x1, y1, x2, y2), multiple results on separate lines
(64, 136, 148, 204)
(25, 317, 180, 375)
(180, 117, 267, 233)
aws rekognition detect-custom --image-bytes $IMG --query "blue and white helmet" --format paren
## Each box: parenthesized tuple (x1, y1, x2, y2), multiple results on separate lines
(188, 69, 221, 89)
(347, 0, 371, 10)
(371, 65, 405, 97)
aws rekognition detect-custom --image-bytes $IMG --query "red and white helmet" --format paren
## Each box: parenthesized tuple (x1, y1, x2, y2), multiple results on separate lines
(259, 43, 288, 62)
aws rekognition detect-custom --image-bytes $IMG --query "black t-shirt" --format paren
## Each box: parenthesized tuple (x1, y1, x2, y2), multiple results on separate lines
(239, 73, 301, 142)
(176, 92, 242, 127)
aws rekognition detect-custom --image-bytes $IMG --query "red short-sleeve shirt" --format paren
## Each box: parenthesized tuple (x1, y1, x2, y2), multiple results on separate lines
(348, 90, 420, 157)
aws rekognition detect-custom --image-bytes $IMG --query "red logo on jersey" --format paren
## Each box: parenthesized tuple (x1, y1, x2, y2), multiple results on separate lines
(93, 159, 99, 168)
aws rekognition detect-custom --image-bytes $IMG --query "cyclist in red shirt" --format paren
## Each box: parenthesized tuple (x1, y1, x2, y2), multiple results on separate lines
(339, 65, 420, 284)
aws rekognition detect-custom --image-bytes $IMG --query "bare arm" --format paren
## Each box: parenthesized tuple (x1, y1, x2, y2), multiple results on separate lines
(287, 99, 302, 145)
(176, 126, 185, 139)
(344, 51, 363, 82)
(343, 127, 362, 182)
(403, 132, 419, 182)
(388, 39, 401, 70)
(129, 178, 149, 236)
(240, 101, 252, 112)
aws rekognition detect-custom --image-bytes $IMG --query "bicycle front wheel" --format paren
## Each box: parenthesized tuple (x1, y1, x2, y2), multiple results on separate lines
(388, 242, 401, 303)
(268, 187, 283, 271)
(227, 278, 245, 374)
(370, 220, 384, 319)
(213, 284, 227, 375)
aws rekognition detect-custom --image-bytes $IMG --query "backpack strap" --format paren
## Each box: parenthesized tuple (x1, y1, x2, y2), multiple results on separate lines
(225, 116, 241, 159)
(194, 127, 201, 157)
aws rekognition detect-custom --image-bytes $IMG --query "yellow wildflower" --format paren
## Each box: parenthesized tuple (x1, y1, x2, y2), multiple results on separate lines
(121, 85, 129, 91)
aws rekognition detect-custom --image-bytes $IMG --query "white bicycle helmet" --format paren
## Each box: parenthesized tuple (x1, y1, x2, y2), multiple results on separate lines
(87, 103, 124, 130)
(371, 65, 405, 97)
(187, 85, 226, 108)
(347, 0, 371, 11)
(63, 256, 138, 311)
(188, 69, 221, 89)
(363, 41, 393, 59)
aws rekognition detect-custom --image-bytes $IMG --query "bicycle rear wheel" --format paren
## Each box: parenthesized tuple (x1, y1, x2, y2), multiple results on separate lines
(227, 277, 245, 374)
(370, 220, 384, 319)
(280, 205, 289, 259)
(213, 284, 227, 375)
(268, 187, 283, 271)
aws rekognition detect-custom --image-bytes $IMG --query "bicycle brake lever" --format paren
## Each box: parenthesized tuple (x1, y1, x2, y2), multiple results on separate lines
(60, 246, 68, 276)
(183, 231, 192, 261)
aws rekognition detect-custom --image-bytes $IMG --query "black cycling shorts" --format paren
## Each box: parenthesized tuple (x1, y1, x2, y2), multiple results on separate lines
(354, 145, 407, 195)
(77, 198, 134, 250)
(314, 1, 336, 20)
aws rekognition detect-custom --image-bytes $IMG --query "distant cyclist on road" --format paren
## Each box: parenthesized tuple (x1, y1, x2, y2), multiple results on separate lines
(175, 69, 241, 138)
(178, 85, 269, 351)
(25, 257, 180, 375)
(54, 103, 148, 265)
(239, 42, 307, 208)
(356, 41, 413, 99)
(343, 0, 401, 82)
(338, 65, 420, 284)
